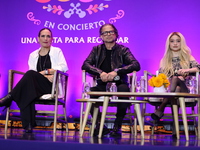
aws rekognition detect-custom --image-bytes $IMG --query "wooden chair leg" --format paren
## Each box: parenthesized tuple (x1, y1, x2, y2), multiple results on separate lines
(79, 102, 84, 134)
(179, 97, 189, 141)
(135, 103, 144, 138)
(91, 105, 99, 136)
(80, 102, 92, 137)
(133, 105, 138, 137)
(134, 117, 137, 136)
(141, 103, 146, 132)
(151, 121, 155, 135)
(127, 106, 134, 135)
(151, 106, 158, 135)
(98, 96, 109, 138)
(5, 108, 10, 133)
(197, 100, 200, 139)
(172, 104, 179, 139)
(53, 102, 58, 134)
(63, 105, 68, 132)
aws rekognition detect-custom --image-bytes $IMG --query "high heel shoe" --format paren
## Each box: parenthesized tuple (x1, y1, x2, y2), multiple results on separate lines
(109, 124, 122, 137)
(0, 94, 13, 108)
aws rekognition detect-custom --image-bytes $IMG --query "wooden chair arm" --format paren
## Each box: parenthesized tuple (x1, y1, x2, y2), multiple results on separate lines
(54, 70, 68, 77)
(82, 70, 96, 78)
(82, 70, 97, 88)
(144, 70, 155, 77)
(8, 69, 25, 92)
(127, 71, 137, 92)
(9, 69, 25, 75)
(51, 70, 68, 99)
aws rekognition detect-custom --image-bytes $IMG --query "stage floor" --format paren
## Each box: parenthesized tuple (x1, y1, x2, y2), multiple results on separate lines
(0, 127, 200, 150)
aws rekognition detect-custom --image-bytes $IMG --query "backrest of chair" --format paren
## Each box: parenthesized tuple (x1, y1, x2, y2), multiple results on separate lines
(144, 70, 155, 93)
(127, 71, 136, 92)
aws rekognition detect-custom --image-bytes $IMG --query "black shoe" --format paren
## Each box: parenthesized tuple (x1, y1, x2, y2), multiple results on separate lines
(24, 123, 33, 133)
(0, 94, 13, 108)
(110, 125, 121, 137)
(151, 111, 164, 121)
(93, 126, 110, 136)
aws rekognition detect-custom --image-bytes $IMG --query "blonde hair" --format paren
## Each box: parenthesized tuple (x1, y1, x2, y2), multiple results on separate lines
(160, 32, 191, 77)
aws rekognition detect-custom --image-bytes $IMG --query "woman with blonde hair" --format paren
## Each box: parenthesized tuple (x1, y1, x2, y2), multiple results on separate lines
(151, 32, 200, 121)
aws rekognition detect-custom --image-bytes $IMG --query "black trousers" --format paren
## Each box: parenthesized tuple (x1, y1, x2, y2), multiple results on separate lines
(10, 70, 52, 129)
(90, 83, 130, 128)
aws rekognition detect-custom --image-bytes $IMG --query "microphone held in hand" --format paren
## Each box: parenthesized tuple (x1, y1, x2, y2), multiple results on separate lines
(113, 75, 120, 81)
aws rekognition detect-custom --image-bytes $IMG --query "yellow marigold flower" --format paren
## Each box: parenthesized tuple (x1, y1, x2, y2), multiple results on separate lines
(158, 73, 167, 80)
(152, 76, 163, 87)
(148, 77, 154, 87)
(148, 73, 170, 88)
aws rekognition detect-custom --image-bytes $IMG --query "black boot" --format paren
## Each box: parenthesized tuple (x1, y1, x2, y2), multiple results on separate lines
(0, 94, 13, 108)
(110, 124, 121, 137)
(151, 110, 164, 121)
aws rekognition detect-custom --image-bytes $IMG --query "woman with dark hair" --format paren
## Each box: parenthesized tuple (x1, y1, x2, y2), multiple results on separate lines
(0, 28, 68, 133)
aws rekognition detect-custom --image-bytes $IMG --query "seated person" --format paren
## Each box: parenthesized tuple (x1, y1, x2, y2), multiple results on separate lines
(0, 28, 68, 133)
(82, 23, 140, 136)
(151, 32, 200, 124)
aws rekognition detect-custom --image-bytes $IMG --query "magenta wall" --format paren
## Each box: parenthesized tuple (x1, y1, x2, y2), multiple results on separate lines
(1, 0, 200, 119)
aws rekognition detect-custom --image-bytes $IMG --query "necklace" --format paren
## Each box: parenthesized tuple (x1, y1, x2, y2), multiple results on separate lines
(39, 53, 48, 71)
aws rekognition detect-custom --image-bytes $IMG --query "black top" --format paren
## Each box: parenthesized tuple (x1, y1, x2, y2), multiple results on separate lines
(100, 49, 112, 73)
(82, 43, 141, 84)
(37, 52, 51, 72)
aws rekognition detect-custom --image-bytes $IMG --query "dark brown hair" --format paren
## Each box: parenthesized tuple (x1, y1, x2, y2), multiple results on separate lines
(99, 23, 119, 39)
(38, 28, 53, 37)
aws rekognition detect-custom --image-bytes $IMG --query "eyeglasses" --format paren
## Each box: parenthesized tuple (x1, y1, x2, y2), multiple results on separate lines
(101, 30, 116, 36)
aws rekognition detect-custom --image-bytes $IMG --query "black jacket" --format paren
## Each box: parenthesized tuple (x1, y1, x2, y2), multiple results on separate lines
(82, 43, 141, 84)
